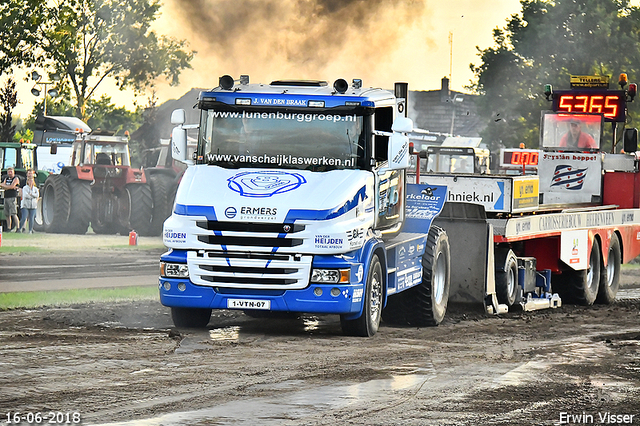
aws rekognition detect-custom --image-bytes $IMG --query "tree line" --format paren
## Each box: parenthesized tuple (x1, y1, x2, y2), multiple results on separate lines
(0, 0, 194, 165)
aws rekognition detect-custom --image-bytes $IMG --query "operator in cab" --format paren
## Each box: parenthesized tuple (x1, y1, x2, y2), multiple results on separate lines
(559, 118, 598, 149)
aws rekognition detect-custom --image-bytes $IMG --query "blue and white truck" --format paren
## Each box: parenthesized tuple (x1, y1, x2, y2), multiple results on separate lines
(160, 74, 640, 336)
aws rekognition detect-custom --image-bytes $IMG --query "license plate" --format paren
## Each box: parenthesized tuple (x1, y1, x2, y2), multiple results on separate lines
(227, 298, 271, 310)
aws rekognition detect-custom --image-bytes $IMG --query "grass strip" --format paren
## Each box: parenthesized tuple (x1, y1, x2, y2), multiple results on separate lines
(0, 286, 159, 310)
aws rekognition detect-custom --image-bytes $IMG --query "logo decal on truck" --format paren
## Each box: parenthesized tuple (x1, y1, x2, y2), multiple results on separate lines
(550, 165, 587, 190)
(228, 171, 306, 197)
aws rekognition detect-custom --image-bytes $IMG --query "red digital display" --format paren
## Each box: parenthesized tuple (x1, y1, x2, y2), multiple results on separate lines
(501, 149, 539, 169)
(552, 90, 626, 122)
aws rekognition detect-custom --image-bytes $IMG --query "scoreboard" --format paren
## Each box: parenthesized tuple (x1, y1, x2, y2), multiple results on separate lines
(552, 90, 626, 122)
(500, 148, 540, 171)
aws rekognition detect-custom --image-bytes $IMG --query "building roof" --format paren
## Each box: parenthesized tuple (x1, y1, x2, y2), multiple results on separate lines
(409, 77, 484, 138)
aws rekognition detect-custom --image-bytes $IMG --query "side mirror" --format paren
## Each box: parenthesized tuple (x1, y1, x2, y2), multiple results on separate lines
(171, 109, 186, 125)
(623, 128, 638, 153)
(391, 116, 413, 133)
(385, 132, 410, 171)
(171, 126, 189, 163)
(50, 143, 57, 155)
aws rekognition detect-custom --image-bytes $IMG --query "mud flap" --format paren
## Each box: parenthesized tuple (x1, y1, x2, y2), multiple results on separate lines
(434, 202, 506, 314)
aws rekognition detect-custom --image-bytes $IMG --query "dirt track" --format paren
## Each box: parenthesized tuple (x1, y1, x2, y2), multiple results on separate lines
(0, 238, 639, 425)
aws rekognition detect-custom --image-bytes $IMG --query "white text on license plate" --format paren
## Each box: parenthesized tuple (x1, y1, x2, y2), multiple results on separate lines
(227, 299, 271, 310)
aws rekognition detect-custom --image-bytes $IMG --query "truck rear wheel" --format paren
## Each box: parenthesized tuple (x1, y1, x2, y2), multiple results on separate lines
(127, 183, 154, 236)
(562, 238, 601, 305)
(42, 174, 70, 233)
(405, 225, 451, 326)
(496, 253, 519, 307)
(65, 179, 92, 234)
(341, 254, 383, 337)
(171, 307, 212, 328)
(597, 234, 621, 304)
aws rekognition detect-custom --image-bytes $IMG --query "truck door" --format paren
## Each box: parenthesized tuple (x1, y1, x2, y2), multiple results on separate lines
(375, 169, 405, 231)
(372, 106, 406, 231)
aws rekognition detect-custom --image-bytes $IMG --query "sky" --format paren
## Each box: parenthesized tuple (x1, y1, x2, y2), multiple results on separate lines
(13, 0, 524, 118)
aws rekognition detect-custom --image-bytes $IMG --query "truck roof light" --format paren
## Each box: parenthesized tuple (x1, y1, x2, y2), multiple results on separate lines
(333, 79, 348, 94)
(239, 75, 249, 85)
(308, 100, 325, 107)
(352, 79, 362, 89)
(235, 98, 251, 105)
(219, 75, 235, 90)
(628, 83, 637, 101)
(619, 73, 628, 88)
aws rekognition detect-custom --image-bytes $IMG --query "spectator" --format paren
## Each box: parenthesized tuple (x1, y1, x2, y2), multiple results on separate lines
(18, 169, 39, 234)
(1, 166, 20, 232)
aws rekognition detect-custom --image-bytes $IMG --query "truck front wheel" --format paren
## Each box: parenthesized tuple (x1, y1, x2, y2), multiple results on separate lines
(341, 254, 383, 337)
(171, 307, 212, 328)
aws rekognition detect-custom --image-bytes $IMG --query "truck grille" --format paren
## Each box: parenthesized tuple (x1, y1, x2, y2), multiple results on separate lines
(196, 220, 305, 248)
(187, 250, 312, 290)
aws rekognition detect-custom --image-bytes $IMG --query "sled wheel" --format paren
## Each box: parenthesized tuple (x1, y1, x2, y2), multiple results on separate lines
(563, 238, 601, 305)
(405, 225, 451, 326)
(171, 307, 212, 328)
(65, 179, 92, 234)
(126, 183, 154, 236)
(341, 254, 383, 337)
(597, 234, 621, 304)
(496, 254, 519, 307)
(42, 174, 70, 233)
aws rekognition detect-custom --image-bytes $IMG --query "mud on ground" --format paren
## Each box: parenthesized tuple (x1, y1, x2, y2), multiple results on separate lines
(1, 287, 639, 425)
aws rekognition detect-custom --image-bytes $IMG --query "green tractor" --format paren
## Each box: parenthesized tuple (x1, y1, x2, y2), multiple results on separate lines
(0, 142, 49, 229)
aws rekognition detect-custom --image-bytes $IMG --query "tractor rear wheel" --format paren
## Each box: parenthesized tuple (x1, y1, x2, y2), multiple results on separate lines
(91, 193, 117, 234)
(65, 179, 92, 234)
(41, 175, 70, 233)
(126, 183, 154, 236)
(149, 174, 172, 236)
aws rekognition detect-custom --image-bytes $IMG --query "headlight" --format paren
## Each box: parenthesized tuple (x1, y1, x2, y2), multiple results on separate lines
(160, 262, 189, 278)
(310, 268, 350, 284)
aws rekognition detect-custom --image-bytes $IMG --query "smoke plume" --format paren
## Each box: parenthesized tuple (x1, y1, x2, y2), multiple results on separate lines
(161, 0, 428, 88)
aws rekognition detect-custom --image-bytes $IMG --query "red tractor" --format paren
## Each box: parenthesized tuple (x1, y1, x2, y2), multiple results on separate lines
(40, 130, 154, 235)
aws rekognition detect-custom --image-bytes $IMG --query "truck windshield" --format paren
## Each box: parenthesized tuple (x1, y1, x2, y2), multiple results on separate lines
(426, 153, 475, 173)
(87, 143, 131, 166)
(199, 109, 365, 170)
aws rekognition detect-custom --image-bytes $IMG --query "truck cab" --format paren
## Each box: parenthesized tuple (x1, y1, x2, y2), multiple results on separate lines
(160, 76, 453, 336)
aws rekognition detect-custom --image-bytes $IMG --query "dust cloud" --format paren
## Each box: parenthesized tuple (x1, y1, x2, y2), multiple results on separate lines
(158, 0, 434, 90)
